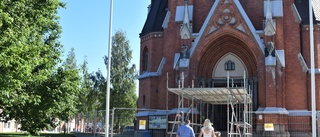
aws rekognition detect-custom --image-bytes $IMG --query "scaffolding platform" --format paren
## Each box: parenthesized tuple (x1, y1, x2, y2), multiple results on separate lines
(167, 72, 253, 137)
(168, 88, 251, 105)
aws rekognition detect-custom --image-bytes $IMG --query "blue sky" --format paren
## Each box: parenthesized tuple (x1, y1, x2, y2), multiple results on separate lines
(58, 0, 150, 76)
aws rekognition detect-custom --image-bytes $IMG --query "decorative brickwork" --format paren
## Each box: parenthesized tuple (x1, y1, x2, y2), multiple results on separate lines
(138, 0, 320, 135)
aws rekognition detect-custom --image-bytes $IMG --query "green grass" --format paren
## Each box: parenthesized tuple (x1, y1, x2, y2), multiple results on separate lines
(0, 133, 75, 137)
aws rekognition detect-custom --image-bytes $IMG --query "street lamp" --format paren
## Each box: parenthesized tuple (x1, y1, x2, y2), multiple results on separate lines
(309, 0, 316, 137)
(106, 0, 113, 137)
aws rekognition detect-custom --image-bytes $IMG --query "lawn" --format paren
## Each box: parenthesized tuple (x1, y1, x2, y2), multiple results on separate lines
(0, 133, 75, 137)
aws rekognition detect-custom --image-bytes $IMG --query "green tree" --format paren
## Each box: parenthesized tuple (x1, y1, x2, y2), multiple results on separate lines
(1, 48, 81, 134)
(89, 69, 106, 110)
(78, 58, 108, 129)
(77, 57, 91, 131)
(0, 0, 69, 134)
(0, 0, 65, 108)
(0, 0, 84, 129)
(79, 57, 91, 113)
(80, 69, 106, 114)
(59, 48, 82, 122)
(104, 30, 137, 128)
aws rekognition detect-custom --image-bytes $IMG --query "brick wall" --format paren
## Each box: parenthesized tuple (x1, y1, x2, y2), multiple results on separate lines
(138, 0, 320, 131)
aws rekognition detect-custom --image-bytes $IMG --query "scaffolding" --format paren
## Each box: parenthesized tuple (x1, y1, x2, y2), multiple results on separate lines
(167, 72, 253, 137)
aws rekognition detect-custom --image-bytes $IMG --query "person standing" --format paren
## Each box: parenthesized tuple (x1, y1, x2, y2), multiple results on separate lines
(62, 124, 66, 134)
(177, 120, 195, 137)
(198, 119, 216, 137)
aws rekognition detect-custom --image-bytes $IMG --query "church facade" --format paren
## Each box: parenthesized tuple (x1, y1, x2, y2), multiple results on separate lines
(137, 0, 320, 136)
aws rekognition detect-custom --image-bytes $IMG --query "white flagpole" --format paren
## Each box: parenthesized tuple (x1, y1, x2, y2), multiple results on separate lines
(309, 0, 316, 136)
(106, 0, 113, 137)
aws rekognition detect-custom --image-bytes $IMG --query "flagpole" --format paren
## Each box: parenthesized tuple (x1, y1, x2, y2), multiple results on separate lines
(309, 0, 316, 136)
(106, 0, 113, 137)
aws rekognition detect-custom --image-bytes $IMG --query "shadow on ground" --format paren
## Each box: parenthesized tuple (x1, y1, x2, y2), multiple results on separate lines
(0, 133, 75, 137)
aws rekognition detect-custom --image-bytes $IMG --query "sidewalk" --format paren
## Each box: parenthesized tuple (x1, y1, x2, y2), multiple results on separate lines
(75, 133, 105, 137)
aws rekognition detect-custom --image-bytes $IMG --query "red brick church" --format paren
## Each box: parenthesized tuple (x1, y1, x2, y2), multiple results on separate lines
(137, 0, 320, 136)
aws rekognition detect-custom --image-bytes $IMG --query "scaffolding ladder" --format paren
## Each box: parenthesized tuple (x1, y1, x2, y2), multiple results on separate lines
(227, 72, 253, 137)
(167, 95, 195, 137)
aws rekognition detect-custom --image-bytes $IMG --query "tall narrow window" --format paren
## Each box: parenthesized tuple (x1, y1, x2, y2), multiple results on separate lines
(143, 48, 149, 72)
(143, 95, 146, 106)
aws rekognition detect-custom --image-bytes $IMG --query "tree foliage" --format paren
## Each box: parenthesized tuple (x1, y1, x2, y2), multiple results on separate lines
(78, 57, 91, 113)
(0, 0, 65, 106)
(58, 48, 82, 120)
(77, 57, 108, 128)
(89, 70, 106, 110)
(0, 1, 82, 134)
(77, 30, 138, 129)
(104, 30, 138, 128)
(1, 48, 81, 134)
(79, 68, 106, 113)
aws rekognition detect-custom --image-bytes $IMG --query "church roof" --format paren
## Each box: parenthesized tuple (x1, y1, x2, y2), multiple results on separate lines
(294, 0, 320, 25)
(140, 0, 168, 37)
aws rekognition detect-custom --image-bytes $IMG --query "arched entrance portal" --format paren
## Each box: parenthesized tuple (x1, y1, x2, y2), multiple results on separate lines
(195, 34, 260, 132)
(211, 53, 249, 131)
(197, 52, 259, 132)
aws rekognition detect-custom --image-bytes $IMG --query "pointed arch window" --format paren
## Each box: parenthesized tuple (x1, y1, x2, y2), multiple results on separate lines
(143, 48, 149, 72)
(225, 60, 235, 71)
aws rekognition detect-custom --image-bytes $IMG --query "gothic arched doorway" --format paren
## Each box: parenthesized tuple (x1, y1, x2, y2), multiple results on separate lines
(212, 53, 249, 131)
(198, 52, 259, 132)
(195, 34, 260, 132)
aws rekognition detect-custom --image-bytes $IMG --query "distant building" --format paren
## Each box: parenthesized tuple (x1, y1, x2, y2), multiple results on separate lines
(137, 0, 320, 136)
(0, 116, 77, 133)
(0, 120, 19, 132)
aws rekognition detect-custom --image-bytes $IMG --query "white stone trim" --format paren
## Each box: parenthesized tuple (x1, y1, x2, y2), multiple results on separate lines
(138, 57, 166, 79)
(255, 107, 289, 114)
(291, 4, 302, 23)
(173, 53, 180, 69)
(264, 0, 283, 17)
(190, 0, 265, 58)
(162, 11, 170, 28)
(276, 50, 285, 67)
(287, 110, 311, 116)
(175, 5, 193, 22)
